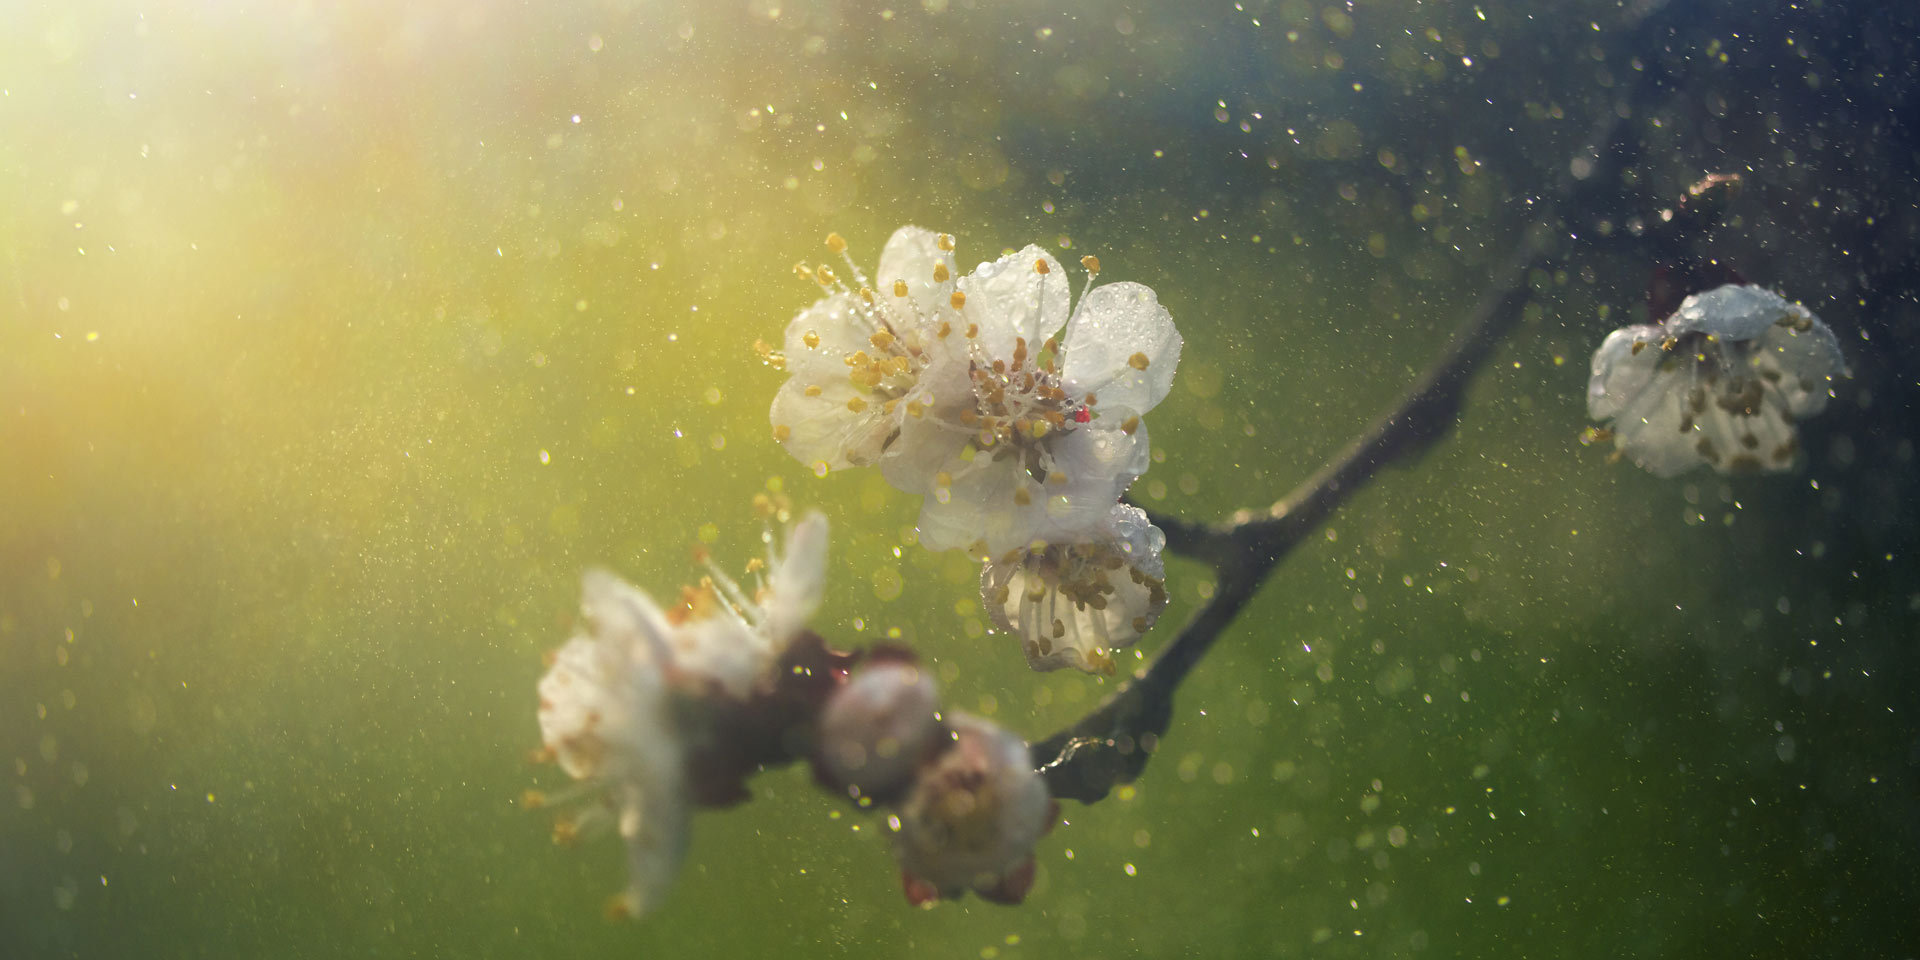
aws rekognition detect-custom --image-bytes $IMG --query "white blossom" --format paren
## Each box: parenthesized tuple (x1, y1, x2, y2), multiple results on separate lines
(881, 246, 1182, 556)
(534, 512, 828, 917)
(1587, 284, 1845, 477)
(768, 228, 971, 475)
(981, 503, 1168, 675)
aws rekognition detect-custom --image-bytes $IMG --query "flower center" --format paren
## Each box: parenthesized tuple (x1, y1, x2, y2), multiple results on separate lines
(959, 336, 1092, 487)
(990, 540, 1168, 670)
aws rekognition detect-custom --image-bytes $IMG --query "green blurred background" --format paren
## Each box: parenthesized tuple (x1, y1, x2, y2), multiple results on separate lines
(4, 0, 1916, 956)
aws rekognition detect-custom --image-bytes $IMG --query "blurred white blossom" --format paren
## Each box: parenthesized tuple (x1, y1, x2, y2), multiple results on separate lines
(534, 512, 828, 917)
(981, 503, 1168, 675)
(1588, 284, 1845, 477)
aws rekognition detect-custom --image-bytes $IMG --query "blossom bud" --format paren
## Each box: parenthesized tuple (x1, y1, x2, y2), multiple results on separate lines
(813, 654, 943, 804)
(893, 712, 1055, 906)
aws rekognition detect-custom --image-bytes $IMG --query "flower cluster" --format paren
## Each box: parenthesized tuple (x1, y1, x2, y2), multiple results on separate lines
(765, 227, 1182, 672)
(1587, 283, 1846, 477)
(813, 653, 1057, 905)
(530, 505, 832, 918)
(530, 495, 1056, 915)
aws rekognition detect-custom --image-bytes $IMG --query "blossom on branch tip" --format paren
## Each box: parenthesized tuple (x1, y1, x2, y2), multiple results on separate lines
(981, 503, 1168, 675)
(1587, 284, 1845, 477)
(894, 712, 1057, 907)
(882, 245, 1182, 555)
(533, 511, 829, 918)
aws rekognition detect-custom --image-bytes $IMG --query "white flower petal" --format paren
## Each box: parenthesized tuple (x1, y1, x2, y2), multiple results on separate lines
(1060, 281, 1183, 418)
(1754, 313, 1845, 419)
(781, 293, 870, 376)
(956, 245, 1071, 360)
(669, 616, 767, 698)
(771, 293, 897, 471)
(1105, 502, 1167, 581)
(879, 408, 972, 496)
(770, 374, 894, 471)
(876, 225, 958, 321)
(611, 766, 691, 918)
(1585, 324, 1664, 422)
(914, 453, 1025, 553)
(913, 425, 1140, 556)
(1666, 284, 1793, 341)
(1047, 421, 1150, 504)
(763, 511, 829, 647)
(1604, 357, 1705, 478)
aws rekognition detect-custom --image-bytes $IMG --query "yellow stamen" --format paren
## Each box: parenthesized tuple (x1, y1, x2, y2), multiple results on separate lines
(1034, 258, 1050, 274)
(804, 384, 822, 397)
(1128, 351, 1150, 370)
(950, 290, 967, 309)
(1080, 254, 1100, 274)
(825, 232, 847, 252)
(893, 279, 909, 297)
(933, 262, 950, 284)
(937, 233, 955, 252)
(803, 330, 820, 349)
(815, 264, 836, 285)
(846, 396, 868, 413)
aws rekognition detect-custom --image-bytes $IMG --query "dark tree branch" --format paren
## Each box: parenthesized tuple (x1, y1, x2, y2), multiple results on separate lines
(1033, 1, 1710, 804)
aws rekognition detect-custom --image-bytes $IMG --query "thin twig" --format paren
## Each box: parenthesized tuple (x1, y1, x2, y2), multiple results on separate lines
(1033, 2, 1694, 803)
